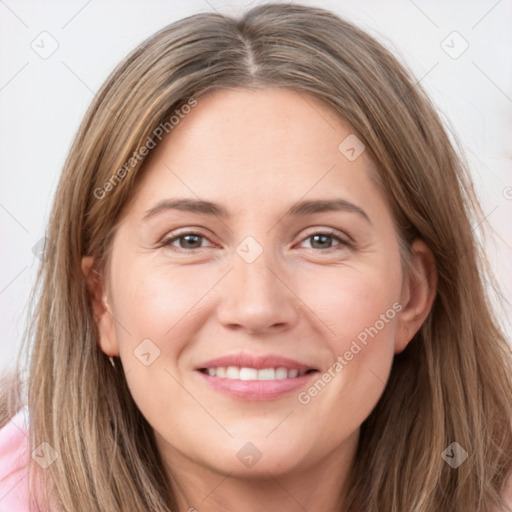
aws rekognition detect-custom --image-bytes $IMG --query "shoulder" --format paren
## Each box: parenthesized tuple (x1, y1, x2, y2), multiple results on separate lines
(0, 407, 32, 510)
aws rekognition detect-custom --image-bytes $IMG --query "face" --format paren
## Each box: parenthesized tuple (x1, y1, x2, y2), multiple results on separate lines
(84, 87, 434, 483)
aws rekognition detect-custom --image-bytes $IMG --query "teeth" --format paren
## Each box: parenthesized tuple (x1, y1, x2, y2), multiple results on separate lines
(275, 367, 288, 379)
(226, 366, 239, 379)
(203, 366, 310, 380)
(257, 368, 275, 380)
(239, 367, 258, 380)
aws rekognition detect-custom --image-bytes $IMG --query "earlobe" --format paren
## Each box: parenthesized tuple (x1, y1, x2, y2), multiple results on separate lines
(81, 256, 120, 358)
(395, 239, 438, 354)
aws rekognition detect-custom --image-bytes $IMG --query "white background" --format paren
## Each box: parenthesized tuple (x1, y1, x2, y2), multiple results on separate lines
(1, 0, 511, 372)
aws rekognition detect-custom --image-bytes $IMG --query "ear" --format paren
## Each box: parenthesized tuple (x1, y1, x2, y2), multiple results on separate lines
(81, 256, 120, 357)
(395, 239, 437, 354)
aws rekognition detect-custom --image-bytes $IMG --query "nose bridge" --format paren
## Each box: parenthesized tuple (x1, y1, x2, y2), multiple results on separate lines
(215, 236, 299, 333)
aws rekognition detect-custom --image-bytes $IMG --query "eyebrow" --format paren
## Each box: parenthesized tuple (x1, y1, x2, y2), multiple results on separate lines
(143, 197, 371, 224)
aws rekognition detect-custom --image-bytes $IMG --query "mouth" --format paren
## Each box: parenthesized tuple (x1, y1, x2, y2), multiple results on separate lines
(194, 353, 320, 401)
(197, 367, 318, 380)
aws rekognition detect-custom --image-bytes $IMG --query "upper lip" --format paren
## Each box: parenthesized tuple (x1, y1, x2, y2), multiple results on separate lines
(196, 352, 318, 371)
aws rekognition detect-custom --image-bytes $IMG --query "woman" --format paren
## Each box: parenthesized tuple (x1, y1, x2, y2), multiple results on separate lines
(1, 3, 511, 511)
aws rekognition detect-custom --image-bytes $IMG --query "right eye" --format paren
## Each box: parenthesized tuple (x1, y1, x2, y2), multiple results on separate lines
(159, 231, 215, 251)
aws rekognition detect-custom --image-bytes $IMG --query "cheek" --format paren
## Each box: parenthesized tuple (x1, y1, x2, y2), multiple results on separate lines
(111, 257, 215, 348)
(296, 261, 402, 422)
(108, 257, 225, 415)
(304, 256, 402, 346)
(107, 268, 202, 441)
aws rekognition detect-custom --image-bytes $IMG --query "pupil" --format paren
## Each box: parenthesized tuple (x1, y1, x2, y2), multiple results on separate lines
(312, 234, 331, 249)
(181, 234, 201, 248)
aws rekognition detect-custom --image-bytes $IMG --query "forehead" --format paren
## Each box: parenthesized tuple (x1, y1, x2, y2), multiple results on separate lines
(122, 87, 386, 223)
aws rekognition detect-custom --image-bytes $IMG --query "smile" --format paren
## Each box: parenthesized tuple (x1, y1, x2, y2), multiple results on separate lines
(198, 366, 316, 380)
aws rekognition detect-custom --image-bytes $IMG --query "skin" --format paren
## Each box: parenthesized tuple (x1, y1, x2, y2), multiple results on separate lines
(82, 87, 437, 512)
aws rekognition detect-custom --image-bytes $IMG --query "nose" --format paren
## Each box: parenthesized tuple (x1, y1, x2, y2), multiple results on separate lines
(215, 248, 300, 335)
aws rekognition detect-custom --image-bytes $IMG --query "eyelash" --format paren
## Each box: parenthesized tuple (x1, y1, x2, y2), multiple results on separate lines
(159, 229, 353, 253)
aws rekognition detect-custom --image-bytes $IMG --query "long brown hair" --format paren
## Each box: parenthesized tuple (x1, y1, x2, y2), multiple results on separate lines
(2, 3, 511, 511)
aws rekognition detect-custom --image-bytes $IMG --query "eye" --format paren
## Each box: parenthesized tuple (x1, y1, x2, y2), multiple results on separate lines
(160, 231, 214, 251)
(299, 230, 351, 251)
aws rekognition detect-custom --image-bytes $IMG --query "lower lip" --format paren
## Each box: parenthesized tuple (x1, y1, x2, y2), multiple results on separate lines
(195, 370, 319, 401)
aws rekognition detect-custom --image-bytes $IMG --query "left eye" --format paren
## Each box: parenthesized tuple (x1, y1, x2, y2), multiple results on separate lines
(299, 232, 347, 250)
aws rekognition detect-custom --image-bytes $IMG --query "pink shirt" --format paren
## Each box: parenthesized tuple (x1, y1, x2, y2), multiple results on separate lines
(0, 407, 34, 511)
